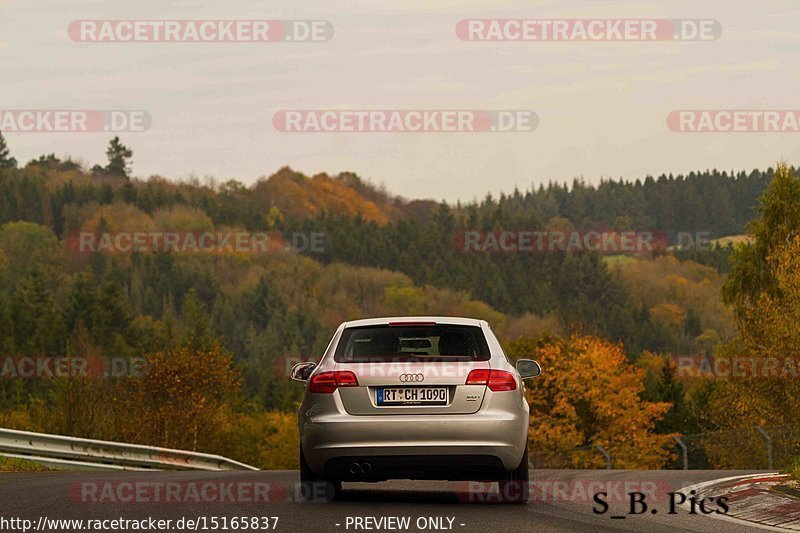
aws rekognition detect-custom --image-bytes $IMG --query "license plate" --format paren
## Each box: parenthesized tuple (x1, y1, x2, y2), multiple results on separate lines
(376, 387, 448, 406)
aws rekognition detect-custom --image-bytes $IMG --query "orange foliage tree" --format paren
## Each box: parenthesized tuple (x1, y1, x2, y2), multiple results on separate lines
(505, 334, 673, 469)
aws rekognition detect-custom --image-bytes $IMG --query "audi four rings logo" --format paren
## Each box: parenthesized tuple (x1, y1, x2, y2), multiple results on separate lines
(399, 373, 424, 382)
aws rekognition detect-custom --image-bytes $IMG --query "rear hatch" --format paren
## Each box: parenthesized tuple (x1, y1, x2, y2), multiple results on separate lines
(334, 322, 490, 415)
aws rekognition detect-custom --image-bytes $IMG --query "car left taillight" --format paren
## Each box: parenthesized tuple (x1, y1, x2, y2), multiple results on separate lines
(465, 369, 516, 392)
(308, 371, 359, 394)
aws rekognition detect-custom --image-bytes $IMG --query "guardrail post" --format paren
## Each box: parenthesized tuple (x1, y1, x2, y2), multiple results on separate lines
(755, 425, 773, 470)
(673, 436, 688, 470)
(595, 444, 611, 470)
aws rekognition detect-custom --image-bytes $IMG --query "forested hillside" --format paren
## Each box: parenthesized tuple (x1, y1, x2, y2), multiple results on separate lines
(0, 136, 770, 357)
(0, 134, 792, 469)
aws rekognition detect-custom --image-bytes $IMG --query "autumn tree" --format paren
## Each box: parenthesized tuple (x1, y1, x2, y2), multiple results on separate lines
(704, 163, 800, 468)
(0, 222, 63, 286)
(117, 341, 241, 451)
(213, 411, 300, 470)
(702, 235, 800, 467)
(505, 334, 672, 469)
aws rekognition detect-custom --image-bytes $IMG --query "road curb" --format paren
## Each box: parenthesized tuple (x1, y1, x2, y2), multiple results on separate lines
(679, 472, 800, 531)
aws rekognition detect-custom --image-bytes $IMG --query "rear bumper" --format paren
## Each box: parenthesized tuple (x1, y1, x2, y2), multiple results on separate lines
(323, 455, 506, 481)
(299, 394, 529, 476)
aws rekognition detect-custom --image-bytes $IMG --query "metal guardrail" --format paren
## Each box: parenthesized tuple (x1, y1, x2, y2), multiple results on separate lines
(0, 428, 258, 471)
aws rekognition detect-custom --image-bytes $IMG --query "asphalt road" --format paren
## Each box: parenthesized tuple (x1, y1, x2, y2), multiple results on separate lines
(0, 469, 770, 532)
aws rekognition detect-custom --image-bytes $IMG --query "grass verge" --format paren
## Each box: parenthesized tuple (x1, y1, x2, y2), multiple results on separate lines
(0, 455, 51, 472)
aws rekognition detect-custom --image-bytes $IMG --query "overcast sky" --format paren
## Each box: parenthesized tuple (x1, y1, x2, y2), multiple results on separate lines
(1, 0, 798, 201)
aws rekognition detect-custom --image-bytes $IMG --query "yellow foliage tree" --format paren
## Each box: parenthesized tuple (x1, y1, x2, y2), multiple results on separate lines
(703, 235, 800, 467)
(613, 255, 734, 343)
(117, 341, 241, 451)
(505, 334, 673, 469)
(152, 205, 214, 231)
(214, 411, 300, 470)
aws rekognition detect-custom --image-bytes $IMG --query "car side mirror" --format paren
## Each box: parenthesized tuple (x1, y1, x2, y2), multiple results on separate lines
(516, 359, 541, 379)
(291, 362, 317, 382)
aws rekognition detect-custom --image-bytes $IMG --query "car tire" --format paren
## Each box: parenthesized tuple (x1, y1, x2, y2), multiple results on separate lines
(300, 447, 341, 502)
(498, 445, 529, 504)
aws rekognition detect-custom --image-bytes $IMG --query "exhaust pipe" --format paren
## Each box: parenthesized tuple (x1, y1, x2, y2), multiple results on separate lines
(348, 462, 372, 475)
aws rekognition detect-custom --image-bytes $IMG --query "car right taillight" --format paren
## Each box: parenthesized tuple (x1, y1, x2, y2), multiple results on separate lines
(309, 371, 359, 394)
(465, 369, 517, 392)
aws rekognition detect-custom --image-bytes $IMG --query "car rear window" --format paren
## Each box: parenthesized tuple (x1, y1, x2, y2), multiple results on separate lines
(334, 325, 490, 363)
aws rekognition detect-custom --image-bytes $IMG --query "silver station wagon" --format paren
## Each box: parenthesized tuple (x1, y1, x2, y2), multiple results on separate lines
(291, 316, 541, 503)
